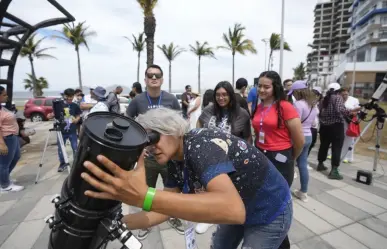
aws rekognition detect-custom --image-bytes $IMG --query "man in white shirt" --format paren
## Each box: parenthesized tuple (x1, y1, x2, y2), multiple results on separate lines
(80, 85, 98, 120)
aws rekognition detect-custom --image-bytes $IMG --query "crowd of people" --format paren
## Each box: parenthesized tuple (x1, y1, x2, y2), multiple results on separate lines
(0, 64, 361, 248)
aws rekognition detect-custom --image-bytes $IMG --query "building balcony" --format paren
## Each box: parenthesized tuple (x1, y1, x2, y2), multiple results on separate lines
(334, 60, 387, 78)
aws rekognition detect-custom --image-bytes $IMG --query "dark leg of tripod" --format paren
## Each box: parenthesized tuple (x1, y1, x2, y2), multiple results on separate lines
(35, 128, 54, 184)
(373, 119, 384, 172)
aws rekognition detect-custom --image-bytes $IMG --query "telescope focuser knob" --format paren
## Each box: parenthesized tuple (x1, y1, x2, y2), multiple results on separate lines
(50, 194, 61, 204)
(44, 214, 55, 225)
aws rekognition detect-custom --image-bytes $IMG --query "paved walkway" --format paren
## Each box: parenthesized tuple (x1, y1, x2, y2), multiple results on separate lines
(1, 121, 387, 249)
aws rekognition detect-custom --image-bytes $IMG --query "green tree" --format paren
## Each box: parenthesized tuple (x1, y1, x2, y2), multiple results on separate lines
(20, 33, 56, 97)
(53, 21, 96, 89)
(189, 41, 216, 93)
(157, 43, 185, 93)
(137, 0, 158, 67)
(218, 23, 257, 86)
(268, 33, 291, 70)
(124, 33, 146, 82)
(23, 74, 49, 97)
(293, 62, 306, 80)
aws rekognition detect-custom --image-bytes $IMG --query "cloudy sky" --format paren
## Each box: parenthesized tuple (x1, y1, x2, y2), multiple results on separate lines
(6, 0, 317, 92)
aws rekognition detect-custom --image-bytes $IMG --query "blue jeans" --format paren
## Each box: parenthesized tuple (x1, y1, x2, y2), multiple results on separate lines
(0, 135, 20, 188)
(58, 132, 78, 165)
(296, 135, 312, 193)
(211, 200, 293, 249)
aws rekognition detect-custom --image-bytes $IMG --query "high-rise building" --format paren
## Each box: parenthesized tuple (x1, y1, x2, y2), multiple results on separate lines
(307, 0, 352, 87)
(335, 0, 387, 99)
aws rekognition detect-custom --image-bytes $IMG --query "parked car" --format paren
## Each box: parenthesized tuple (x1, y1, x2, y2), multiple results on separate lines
(24, 97, 56, 122)
(171, 92, 183, 106)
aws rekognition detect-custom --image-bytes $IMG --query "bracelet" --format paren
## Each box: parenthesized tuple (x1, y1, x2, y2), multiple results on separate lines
(143, 187, 156, 212)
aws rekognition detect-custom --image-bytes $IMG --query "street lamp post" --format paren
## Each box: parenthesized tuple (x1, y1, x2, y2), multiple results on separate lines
(261, 38, 269, 71)
(279, 0, 285, 80)
(351, 43, 358, 96)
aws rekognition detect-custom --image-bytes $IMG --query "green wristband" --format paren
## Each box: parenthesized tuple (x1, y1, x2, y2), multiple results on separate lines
(143, 187, 156, 212)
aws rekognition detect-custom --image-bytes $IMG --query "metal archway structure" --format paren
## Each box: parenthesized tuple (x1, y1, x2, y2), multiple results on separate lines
(0, 0, 75, 108)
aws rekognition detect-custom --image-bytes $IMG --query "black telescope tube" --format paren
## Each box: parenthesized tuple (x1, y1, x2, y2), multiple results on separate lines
(48, 112, 157, 249)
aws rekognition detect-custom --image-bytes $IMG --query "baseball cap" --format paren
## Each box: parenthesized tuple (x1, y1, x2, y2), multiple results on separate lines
(287, 80, 307, 95)
(313, 86, 322, 95)
(328, 82, 341, 91)
(92, 86, 106, 99)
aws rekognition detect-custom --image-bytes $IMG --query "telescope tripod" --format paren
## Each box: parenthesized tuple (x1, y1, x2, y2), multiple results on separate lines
(341, 114, 386, 172)
(35, 122, 71, 184)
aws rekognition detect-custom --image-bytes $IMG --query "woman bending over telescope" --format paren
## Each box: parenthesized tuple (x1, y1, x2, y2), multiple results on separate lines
(81, 107, 292, 249)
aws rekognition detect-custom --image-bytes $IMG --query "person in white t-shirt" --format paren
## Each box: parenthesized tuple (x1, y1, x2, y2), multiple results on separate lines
(80, 85, 98, 120)
(327, 87, 360, 163)
(84, 86, 109, 119)
(340, 87, 360, 163)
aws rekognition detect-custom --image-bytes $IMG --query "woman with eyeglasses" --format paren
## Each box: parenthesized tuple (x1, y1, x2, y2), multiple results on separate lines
(251, 71, 304, 249)
(196, 81, 251, 234)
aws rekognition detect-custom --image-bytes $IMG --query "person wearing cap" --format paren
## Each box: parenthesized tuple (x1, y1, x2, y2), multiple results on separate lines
(287, 81, 318, 202)
(80, 85, 98, 120)
(85, 86, 109, 119)
(106, 86, 123, 114)
(187, 91, 201, 130)
(308, 87, 323, 156)
(317, 82, 354, 180)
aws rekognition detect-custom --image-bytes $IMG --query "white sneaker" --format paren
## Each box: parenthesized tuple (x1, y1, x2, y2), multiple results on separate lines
(294, 171, 298, 179)
(293, 189, 308, 202)
(195, 223, 213, 234)
(307, 164, 313, 170)
(1, 183, 24, 193)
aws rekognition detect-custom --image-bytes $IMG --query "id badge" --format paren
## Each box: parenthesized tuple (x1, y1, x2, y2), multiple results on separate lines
(259, 131, 265, 144)
(184, 221, 197, 249)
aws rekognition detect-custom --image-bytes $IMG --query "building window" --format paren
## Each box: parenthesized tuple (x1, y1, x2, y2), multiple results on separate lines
(383, 1, 387, 8)
(382, 16, 387, 24)
(357, 49, 366, 62)
(380, 30, 387, 39)
(376, 46, 387, 61)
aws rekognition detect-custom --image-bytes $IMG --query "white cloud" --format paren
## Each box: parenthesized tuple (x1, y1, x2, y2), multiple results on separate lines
(7, 0, 316, 92)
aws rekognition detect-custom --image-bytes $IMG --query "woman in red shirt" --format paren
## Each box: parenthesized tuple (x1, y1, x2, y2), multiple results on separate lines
(252, 71, 304, 249)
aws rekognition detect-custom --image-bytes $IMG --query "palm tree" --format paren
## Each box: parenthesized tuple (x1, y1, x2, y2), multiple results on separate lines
(19, 33, 56, 97)
(293, 62, 306, 80)
(268, 33, 291, 70)
(124, 33, 145, 82)
(23, 74, 49, 97)
(136, 0, 158, 67)
(157, 43, 185, 93)
(189, 41, 216, 93)
(53, 21, 96, 89)
(218, 23, 257, 86)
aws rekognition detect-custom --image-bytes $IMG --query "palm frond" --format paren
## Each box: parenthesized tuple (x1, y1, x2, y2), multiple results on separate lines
(137, 0, 158, 16)
(219, 23, 257, 56)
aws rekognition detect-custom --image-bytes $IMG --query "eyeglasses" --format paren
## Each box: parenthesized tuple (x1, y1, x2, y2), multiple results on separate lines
(146, 73, 162, 79)
(215, 93, 229, 99)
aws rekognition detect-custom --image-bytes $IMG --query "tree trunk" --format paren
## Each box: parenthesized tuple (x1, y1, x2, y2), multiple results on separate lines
(268, 50, 273, 70)
(169, 61, 172, 93)
(144, 16, 156, 67)
(198, 56, 201, 93)
(28, 55, 37, 97)
(232, 53, 235, 87)
(137, 51, 141, 82)
(76, 47, 83, 89)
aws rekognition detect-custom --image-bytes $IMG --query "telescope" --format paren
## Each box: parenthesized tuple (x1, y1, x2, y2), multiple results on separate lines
(44, 112, 160, 249)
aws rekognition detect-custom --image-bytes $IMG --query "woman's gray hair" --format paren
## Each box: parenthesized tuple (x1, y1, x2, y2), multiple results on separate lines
(136, 107, 189, 137)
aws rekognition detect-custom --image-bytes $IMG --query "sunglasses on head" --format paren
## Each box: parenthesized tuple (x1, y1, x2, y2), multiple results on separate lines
(146, 73, 162, 79)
